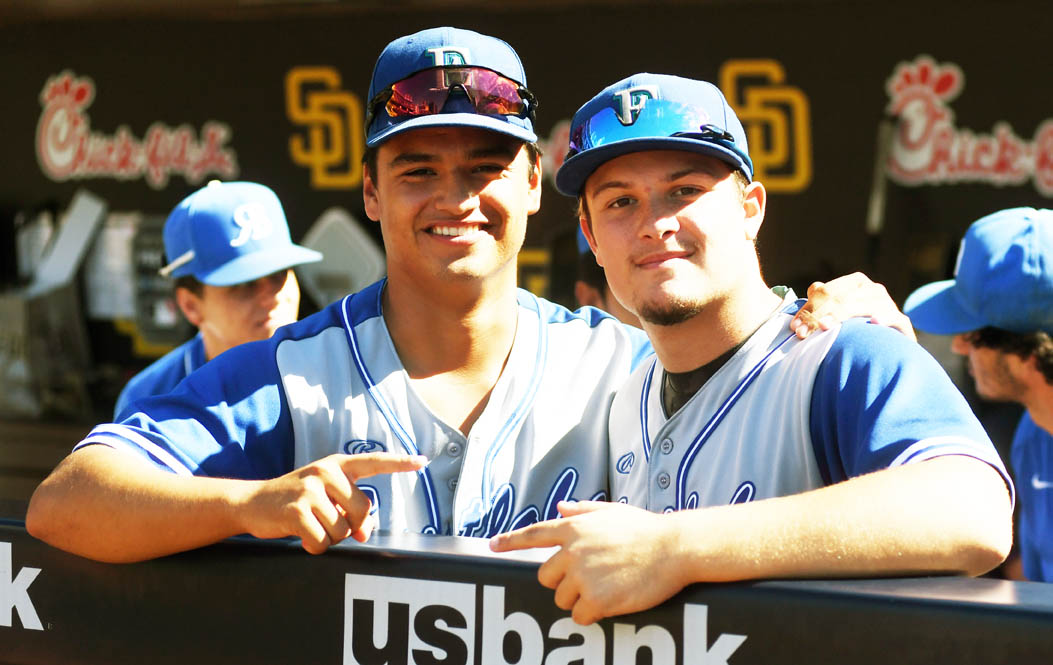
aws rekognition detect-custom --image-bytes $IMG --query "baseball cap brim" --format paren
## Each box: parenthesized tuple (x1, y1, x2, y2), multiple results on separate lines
(555, 136, 751, 197)
(197, 244, 323, 287)
(366, 111, 537, 148)
(903, 279, 987, 335)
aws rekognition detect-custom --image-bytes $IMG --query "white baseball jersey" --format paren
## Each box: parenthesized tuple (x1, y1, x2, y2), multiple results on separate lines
(77, 280, 651, 537)
(609, 292, 1013, 511)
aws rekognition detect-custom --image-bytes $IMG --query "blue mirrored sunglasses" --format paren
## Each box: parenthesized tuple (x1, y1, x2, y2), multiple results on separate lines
(567, 99, 738, 158)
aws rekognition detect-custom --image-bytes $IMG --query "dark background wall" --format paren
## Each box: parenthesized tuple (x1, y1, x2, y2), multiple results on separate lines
(0, 0, 1044, 441)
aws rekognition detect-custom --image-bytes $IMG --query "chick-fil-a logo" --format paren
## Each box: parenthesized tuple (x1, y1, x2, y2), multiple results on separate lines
(886, 55, 1053, 196)
(36, 71, 239, 189)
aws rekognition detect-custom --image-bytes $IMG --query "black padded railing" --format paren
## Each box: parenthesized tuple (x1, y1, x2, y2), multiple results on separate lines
(1, 520, 1051, 664)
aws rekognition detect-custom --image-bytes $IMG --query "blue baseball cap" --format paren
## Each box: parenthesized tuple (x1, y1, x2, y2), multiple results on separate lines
(904, 207, 1053, 335)
(159, 181, 322, 287)
(365, 26, 537, 147)
(555, 73, 753, 197)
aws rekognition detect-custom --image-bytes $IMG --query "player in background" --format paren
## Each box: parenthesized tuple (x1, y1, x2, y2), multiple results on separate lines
(901, 208, 1053, 582)
(28, 28, 914, 564)
(573, 227, 640, 327)
(491, 73, 1013, 625)
(113, 181, 322, 419)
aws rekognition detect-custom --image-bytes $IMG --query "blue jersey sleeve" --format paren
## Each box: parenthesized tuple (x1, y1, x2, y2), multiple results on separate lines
(809, 320, 1012, 491)
(81, 336, 295, 479)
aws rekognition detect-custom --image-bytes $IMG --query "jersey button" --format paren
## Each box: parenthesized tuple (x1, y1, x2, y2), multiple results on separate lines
(446, 442, 462, 457)
(448, 477, 459, 491)
(660, 438, 674, 454)
(657, 472, 671, 489)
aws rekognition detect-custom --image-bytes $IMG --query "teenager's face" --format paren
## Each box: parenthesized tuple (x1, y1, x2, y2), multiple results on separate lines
(581, 150, 763, 327)
(364, 126, 541, 286)
(182, 269, 300, 358)
(951, 333, 1028, 402)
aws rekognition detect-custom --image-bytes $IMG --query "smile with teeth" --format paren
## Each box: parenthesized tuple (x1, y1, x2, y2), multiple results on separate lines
(429, 224, 485, 237)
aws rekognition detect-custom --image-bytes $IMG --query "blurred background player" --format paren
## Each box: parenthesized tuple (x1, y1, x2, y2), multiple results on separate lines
(113, 180, 322, 418)
(573, 227, 639, 326)
(904, 208, 1053, 582)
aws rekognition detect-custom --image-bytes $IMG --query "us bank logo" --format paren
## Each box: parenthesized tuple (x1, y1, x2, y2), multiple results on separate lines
(719, 60, 812, 193)
(0, 542, 42, 631)
(286, 66, 365, 189)
(343, 573, 746, 664)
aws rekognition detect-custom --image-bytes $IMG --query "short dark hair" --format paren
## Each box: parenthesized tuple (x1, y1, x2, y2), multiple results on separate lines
(576, 246, 608, 292)
(963, 327, 1053, 385)
(174, 274, 204, 296)
(362, 141, 542, 184)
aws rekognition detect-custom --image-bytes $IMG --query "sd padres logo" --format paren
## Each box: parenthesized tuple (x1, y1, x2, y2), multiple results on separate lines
(285, 66, 364, 189)
(720, 59, 812, 193)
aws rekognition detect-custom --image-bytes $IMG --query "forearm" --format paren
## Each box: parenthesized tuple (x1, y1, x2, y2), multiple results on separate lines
(670, 456, 1012, 583)
(26, 445, 255, 563)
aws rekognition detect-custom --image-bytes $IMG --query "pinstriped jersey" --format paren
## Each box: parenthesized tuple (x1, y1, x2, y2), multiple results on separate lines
(76, 279, 651, 537)
(609, 293, 1014, 511)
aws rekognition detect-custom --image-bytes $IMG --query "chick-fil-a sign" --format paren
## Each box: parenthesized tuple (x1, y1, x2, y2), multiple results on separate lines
(886, 55, 1053, 196)
(35, 71, 239, 190)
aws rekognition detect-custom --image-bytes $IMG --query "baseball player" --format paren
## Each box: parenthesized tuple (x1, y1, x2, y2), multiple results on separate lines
(902, 208, 1053, 582)
(28, 29, 912, 564)
(491, 73, 1014, 625)
(113, 181, 322, 419)
(27, 27, 652, 562)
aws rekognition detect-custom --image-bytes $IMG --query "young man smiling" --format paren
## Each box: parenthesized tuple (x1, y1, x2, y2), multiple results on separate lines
(26, 27, 651, 562)
(491, 74, 1014, 625)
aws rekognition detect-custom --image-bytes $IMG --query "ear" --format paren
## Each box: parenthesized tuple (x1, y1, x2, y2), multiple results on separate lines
(526, 155, 542, 215)
(175, 287, 204, 328)
(579, 215, 604, 267)
(742, 180, 767, 241)
(363, 164, 381, 223)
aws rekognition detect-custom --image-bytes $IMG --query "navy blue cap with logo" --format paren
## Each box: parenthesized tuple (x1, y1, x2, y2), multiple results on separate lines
(365, 26, 538, 147)
(555, 73, 753, 197)
(159, 181, 322, 287)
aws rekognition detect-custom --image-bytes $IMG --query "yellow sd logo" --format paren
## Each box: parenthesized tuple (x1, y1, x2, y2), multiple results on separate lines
(720, 60, 812, 193)
(285, 67, 364, 189)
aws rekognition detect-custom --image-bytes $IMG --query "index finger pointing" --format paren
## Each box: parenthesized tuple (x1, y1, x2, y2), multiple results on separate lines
(338, 453, 428, 481)
(489, 522, 567, 552)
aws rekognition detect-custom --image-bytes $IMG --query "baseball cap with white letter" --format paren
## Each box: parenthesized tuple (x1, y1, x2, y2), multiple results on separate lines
(158, 181, 322, 286)
(364, 26, 537, 147)
(904, 207, 1053, 335)
(555, 73, 753, 197)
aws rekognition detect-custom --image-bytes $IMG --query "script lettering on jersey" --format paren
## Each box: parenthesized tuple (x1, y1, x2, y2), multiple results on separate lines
(885, 55, 1053, 195)
(0, 542, 43, 631)
(344, 439, 388, 455)
(458, 468, 605, 538)
(344, 573, 747, 665)
(36, 71, 238, 190)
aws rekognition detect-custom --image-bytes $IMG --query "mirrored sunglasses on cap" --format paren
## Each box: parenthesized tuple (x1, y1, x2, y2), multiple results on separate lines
(365, 66, 537, 129)
(567, 99, 737, 158)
